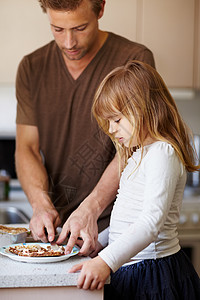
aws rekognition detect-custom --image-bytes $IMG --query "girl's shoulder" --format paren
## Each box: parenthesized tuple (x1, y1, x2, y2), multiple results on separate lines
(128, 141, 177, 165)
(143, 141, 180, 167)
(125, 141, 185, 179)
(145, 141, 175, 155)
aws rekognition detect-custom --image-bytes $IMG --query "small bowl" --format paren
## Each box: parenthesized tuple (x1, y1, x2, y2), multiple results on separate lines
(0, 231, 28, 247)
(0, 225, 29, 247)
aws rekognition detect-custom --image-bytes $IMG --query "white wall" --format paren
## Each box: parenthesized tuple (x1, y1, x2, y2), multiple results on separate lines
(0, 0, 53, 135)
(0, 0, 52, 83)
(0, 0, 199, 136)
(0, 0, 138, 83)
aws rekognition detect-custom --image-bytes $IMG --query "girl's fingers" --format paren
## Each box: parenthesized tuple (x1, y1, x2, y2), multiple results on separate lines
(97, 281, 105, 290)
(81, 276, 95, 290)
(77, 273, 87, 289)
(77, 269, 93, 290)
(68, 263, 83, 273)
(89, 279, 100, 290)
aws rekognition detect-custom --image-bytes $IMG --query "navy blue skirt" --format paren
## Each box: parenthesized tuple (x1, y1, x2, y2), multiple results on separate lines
(104, 250, 200, 300)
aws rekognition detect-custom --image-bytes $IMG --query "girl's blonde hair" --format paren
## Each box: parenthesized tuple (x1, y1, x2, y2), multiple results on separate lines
(92, 60, 199, 172)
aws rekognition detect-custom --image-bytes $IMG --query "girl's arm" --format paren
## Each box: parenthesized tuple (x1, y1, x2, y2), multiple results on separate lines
(68, 227, 110, 289)
(68, 256, 111, 290)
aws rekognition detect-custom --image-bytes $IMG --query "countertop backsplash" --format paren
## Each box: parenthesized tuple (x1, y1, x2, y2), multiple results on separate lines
(170, 88, 200, 136)
(0, 179, 33, 220)
(0, 83, 16, 137)
(0, 83, 199, 137)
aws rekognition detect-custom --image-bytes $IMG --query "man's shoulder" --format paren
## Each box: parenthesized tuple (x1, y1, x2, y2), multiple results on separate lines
(22, 40, 56, 62)
(108, 32, 150, 51)
(17, 40, 59, 82)
(105, 32, 155, 68)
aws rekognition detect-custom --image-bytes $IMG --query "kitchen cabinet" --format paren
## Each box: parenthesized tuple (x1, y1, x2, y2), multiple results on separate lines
(137, 0, 198, 88)
(99, 0, 138, 41)
(100, 0, 200, 89)
(1, 0, 199, 88)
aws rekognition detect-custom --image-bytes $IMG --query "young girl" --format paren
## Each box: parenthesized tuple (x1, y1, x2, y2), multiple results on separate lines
(69, 60, 200, 299)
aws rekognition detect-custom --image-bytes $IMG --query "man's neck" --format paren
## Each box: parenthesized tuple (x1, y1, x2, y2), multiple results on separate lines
(63, 31, 108, 80)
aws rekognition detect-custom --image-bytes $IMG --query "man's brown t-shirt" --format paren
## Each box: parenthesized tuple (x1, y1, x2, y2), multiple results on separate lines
(16, 32, 155, 231)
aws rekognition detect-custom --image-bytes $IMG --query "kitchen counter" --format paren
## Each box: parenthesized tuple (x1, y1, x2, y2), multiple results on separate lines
(0, 221, 107, 300)
(0, 243, 105, 300)
(0, 252, 89, 288)
(0, 186, 106, 299)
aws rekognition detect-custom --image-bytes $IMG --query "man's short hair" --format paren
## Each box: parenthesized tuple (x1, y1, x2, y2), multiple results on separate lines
(38, 0, 104, 16)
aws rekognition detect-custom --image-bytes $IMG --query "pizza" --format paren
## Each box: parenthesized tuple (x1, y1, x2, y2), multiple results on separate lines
(0, 225, 28, 234)
(8, 244, 65, 257)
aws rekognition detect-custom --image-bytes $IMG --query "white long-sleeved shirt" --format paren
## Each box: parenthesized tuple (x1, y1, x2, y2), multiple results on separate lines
(98, 141, 186, 272)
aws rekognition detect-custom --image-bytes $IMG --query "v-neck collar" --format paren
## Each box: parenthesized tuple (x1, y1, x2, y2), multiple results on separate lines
(56, 32, 111, 84)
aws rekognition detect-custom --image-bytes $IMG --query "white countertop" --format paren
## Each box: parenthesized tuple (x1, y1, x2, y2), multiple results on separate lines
(0, 242, 89, 288)
(0, 186, 106, 290)
(0, 214, 90, 288)
(0, 254, 89, 288)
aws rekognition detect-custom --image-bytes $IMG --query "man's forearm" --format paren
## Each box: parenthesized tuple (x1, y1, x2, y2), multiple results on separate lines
(57, 154, 119, 254)
(79, 154, 119, 218)
(15, 147, 53, 210)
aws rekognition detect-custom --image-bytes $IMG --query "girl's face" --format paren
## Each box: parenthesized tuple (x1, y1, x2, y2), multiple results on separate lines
(108, 113, 137, 148)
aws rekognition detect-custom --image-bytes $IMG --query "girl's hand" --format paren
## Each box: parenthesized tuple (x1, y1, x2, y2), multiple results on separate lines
(68, 256, 111, 290)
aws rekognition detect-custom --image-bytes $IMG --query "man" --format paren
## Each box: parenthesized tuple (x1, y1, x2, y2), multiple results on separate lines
(15, 0, 155, 255)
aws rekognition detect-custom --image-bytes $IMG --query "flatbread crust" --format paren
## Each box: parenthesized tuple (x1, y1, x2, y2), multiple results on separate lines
(8, 244, 65, 257)
(0, 225, 28, 234)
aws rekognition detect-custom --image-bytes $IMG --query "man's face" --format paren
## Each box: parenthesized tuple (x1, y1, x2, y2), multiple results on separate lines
(47, 0, 102, 61)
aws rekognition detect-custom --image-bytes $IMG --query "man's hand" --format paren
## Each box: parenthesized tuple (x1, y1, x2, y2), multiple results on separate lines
(74, 240, 104, 258)
(68, 256, 111, 290)
(30, 207, 61, 243)
(89, 241, 104, 258)
(56, 207, 98, 256)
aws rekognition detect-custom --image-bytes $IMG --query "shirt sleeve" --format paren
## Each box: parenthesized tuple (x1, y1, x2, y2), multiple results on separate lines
(99, 144, 182, 272)
(98, 227, 109, 248)
(15, 56, 36, 126)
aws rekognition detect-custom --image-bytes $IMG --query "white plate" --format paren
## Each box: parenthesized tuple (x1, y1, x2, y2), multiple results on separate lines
(0, 243, 79, 263)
